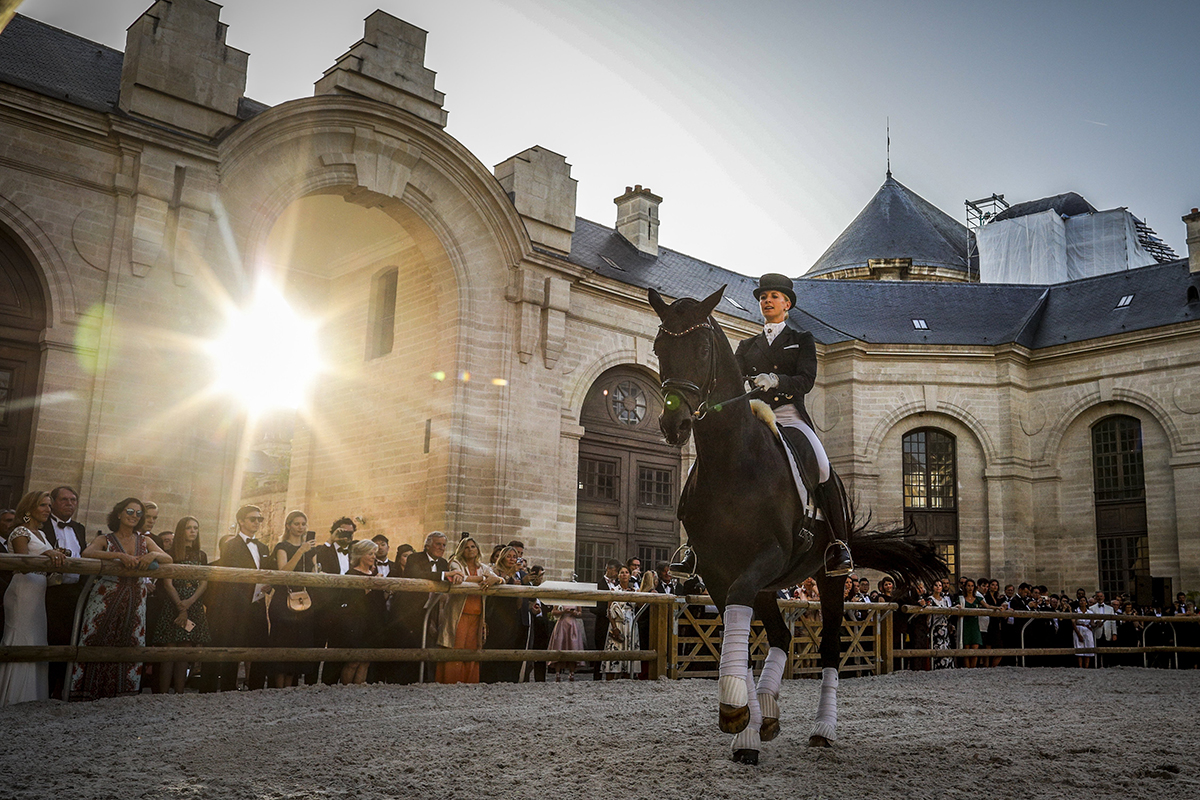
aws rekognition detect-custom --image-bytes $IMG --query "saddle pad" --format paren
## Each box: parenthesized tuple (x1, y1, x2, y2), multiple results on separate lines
(749, 400, 822, 519)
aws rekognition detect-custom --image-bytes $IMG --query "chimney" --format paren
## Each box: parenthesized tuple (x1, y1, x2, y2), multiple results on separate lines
(614, 185, 662, 256)
(1184, 207, 1200, 274)
(494, 147, 577, 255)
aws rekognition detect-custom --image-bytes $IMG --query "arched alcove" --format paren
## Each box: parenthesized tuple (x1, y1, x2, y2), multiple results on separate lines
(0, 225, 48, 506)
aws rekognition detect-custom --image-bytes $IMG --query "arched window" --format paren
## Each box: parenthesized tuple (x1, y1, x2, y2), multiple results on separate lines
(1091, 415, 1148, 600)
(366, 267, 398, 359)
(902, 428, 958, 580)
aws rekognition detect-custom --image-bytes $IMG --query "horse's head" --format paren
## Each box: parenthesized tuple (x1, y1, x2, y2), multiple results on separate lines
(649, 286, 726, 446)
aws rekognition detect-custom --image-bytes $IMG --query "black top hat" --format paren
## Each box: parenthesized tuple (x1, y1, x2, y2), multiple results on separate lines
(753, 273, 796, 307)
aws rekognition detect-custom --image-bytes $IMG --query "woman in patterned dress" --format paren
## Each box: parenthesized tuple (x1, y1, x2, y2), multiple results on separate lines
(69, 497, 172, 701)
(601, 566, 640, 679)
(927, 579, 955, 670)
(0, 491, 67, 705)
(154, 516, 211, 693)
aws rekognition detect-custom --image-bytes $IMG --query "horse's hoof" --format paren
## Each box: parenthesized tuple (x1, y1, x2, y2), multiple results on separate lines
(760, 717, 781, 742)
(732, 749, 759, 765)
(808, 735, 832, 748)
(719, 703, 750, 733)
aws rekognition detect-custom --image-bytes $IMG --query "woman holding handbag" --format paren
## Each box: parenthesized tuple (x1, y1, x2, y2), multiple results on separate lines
(268, 510, 318, 687)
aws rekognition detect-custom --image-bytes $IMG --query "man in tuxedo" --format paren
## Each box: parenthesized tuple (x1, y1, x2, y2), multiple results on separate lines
(734, 273, 851, 576)
(313, 517, 358, 684)
(42, 485, 89, 698)
(653, 563, 676, 595)
(372, 534, 393, 577)
(208, 504, 270, 691)
(396, 531, 462, 682)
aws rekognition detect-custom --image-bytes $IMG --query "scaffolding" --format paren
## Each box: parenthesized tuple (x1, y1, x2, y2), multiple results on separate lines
(964, 194, 1009, 282)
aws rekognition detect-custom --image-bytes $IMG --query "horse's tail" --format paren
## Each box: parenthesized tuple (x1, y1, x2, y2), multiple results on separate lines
(839, 488, 948, 594)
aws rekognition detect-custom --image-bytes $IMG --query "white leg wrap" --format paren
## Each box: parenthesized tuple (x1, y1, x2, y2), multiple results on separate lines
(732, 666, 762, 753)
(811, 667, 838, 741)
(758, 693, 780, 723)
(718, 605, 753, 707)
(757, 647, 787, 699)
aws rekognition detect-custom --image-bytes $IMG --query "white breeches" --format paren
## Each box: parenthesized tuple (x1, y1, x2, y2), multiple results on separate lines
(773, 405, 830, 484)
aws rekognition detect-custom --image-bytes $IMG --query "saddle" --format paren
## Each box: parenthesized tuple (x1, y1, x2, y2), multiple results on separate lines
(748, 401, 821, 547)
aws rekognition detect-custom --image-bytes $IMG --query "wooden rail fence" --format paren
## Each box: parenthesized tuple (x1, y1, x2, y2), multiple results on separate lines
(1, 554, 1197, 677)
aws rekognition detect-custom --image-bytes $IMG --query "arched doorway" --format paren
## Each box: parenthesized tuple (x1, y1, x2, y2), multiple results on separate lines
(0, 228, 46, 507)
(575, 366, 681, 583)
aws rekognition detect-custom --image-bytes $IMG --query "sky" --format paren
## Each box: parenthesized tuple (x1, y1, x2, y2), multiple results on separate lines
(15, 0, 1200, 276)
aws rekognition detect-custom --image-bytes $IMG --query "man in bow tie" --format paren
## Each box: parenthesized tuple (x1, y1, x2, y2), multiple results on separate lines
(734, 273, 852, 577)
(206, 504, 271, 691)
(41, 485, 89, 698)
(313, 517, 359, 684)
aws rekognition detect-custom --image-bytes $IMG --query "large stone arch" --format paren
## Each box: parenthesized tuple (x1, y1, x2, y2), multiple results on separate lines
(207, 96, 535, 545)
(868, 410, 991, 575)
(1040, 384, 1184, 465)
(1042, 399, 1178, 594)
(0, 195, 72, 329)
(863, 398, 998, 467)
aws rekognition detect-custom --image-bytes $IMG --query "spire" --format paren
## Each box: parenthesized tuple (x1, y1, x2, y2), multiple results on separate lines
(886, 117, 891, 179)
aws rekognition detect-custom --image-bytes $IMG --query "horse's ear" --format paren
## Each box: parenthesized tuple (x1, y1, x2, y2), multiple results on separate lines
(697, 285, 726, 318)
(648, 288, 669, 318)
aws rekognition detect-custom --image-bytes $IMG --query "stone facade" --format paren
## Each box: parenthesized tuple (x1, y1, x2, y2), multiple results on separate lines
(0, 3, 1197, 599)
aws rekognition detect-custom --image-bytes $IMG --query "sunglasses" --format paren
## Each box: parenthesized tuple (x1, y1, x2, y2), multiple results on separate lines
(123, 508, 143, 517)
(247, 516, 265, 523)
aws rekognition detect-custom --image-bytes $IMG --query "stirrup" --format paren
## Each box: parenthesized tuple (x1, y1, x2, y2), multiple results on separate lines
(669, 544, 697, 581)
(824, 539, 853, 577)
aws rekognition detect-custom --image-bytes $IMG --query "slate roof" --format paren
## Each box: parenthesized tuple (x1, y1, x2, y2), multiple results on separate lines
(0, 14, 123, 112)
(6, 15, 1197, 354)
(0, 15, 269, 121)
(567, 218, 1199, 349)
(806, 175, 973, 278)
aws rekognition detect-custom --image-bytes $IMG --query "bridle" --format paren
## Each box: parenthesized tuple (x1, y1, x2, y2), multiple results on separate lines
(657, 319, 757, 420)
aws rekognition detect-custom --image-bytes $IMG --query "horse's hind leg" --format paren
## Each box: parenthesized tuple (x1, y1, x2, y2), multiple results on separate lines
(753, 592, 790, 743)
(809, 572, 844, 747)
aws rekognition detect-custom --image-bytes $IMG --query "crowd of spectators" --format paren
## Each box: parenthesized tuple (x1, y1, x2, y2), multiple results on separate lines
(3, 489, 1198, 706)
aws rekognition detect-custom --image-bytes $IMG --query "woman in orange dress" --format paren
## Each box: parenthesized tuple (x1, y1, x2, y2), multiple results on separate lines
(436, 535, 501, 684)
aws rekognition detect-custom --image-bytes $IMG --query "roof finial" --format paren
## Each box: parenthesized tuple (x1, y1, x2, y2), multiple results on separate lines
(886, 117, 891, 179)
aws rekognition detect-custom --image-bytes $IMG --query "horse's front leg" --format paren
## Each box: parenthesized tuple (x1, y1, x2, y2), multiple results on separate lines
(717, 601, 753, 735)
(753, 591, 791, 743)
(810, 572, 845, 747)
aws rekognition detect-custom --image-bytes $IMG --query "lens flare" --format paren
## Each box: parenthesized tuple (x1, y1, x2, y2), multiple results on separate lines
(205, 278, 322, 412)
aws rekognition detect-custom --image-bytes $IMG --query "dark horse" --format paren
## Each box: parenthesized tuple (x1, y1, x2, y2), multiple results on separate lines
(649, 286, 943, 764)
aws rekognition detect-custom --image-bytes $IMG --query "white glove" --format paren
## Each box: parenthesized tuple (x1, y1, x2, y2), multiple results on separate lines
(752, 373, 779, 390)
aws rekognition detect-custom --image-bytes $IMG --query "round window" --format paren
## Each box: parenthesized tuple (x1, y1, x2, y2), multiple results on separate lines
(611, 381, 646, 425)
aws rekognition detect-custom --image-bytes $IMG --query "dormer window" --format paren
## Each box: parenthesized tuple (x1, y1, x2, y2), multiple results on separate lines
(912, 319, 929, 330)
(1115, 294, 1133, 309)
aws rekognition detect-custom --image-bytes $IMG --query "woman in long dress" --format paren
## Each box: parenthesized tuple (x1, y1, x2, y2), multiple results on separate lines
(436, 535, 501, 684)
(547, 604, 585, 681)
(267, 510, 318, 688)
(927, 579, 955, 670)
(70, 497, 171, 701)
(153, 516, 211, 693)
(601, 566, 639, 679)
(0, 491, 67, 705)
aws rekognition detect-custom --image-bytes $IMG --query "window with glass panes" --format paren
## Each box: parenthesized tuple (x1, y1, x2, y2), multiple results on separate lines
(902, 428, 958, 581)
(578, 457, 619, 501)
(1091, 416, 1147, 598)
(638, 465, 673, 507)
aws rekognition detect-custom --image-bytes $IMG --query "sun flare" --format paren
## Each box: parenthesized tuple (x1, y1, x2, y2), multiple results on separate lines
(206, 279, 323, 413)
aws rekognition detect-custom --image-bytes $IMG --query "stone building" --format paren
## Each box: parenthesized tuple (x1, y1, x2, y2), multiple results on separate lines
(1, 3, 1197, 603)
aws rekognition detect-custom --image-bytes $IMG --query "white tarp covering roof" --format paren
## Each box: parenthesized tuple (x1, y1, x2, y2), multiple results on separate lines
(978, 208, 1157, 284)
